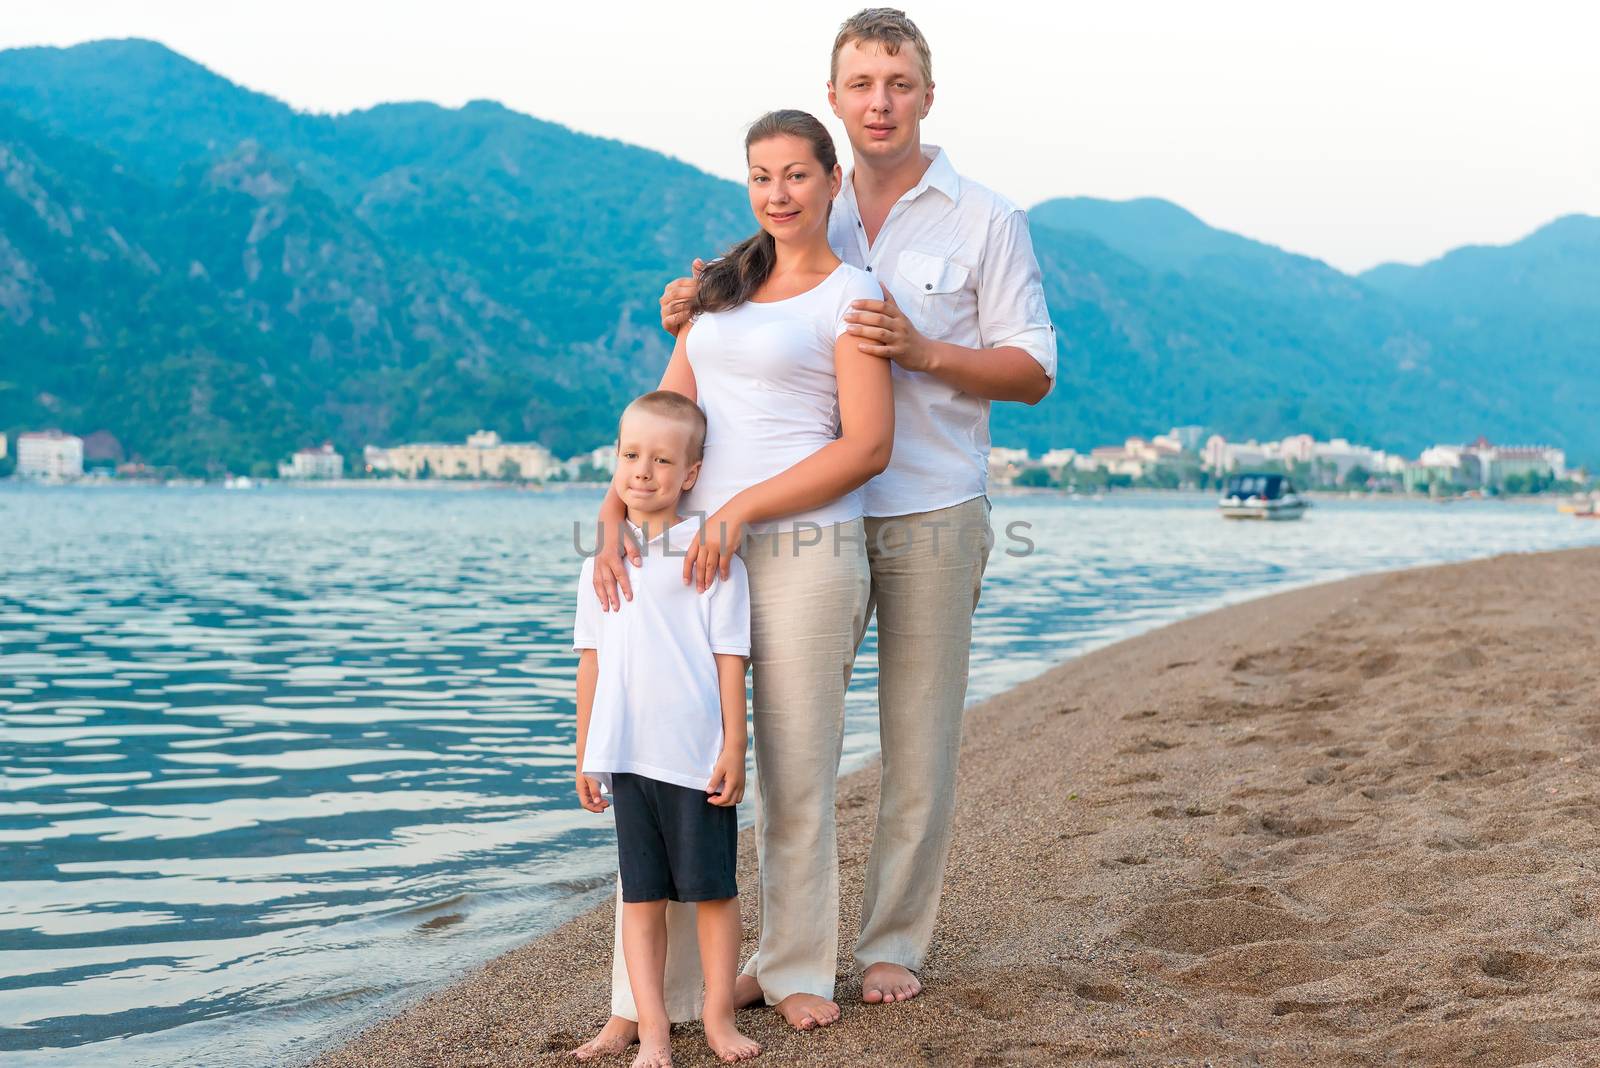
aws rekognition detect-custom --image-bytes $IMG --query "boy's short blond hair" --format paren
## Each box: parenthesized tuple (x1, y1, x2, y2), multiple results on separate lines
(830, 8, 933, 88)
(620, 390, 707, 462)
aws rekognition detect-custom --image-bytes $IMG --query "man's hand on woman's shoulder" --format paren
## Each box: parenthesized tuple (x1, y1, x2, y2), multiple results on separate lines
(658, 258, 705, 334)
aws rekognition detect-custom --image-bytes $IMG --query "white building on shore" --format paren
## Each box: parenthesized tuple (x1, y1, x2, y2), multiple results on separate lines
(16, 430, 84, 480)
(279, 443, 344, 480)
(1413, 437, 1566, 490)
(556, 444, 620, 481)
(1203, 434, 1404, 482)
(987, 447, 1031, 485)
(1083, 436, 1184, 478)
(366, 430, 555, 481)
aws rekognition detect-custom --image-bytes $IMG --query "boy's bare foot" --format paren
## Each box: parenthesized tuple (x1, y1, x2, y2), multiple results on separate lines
(861, 962, 922, 1004)
(632, 1020, 672, 1068)
(704, 1016, 761, 1062)
(572, 1014, 638, 1059)
(773, 992, 840, 1030)
(732, 973, 764, 1009)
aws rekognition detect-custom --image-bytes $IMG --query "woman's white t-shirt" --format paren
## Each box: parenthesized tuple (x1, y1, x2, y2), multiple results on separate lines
(683, 263, 883, 534)
(572, 515, 751, 793)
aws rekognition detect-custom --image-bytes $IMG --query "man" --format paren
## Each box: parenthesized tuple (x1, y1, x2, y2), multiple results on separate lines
(575, 8, 1054, 1054)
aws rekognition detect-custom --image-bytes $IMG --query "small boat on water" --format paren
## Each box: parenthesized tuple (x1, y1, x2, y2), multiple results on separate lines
(1219, 473, 1309, 521)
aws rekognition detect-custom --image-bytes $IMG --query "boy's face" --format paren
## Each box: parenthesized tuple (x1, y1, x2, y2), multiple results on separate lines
(828, 39, 934, 166)
(613, 409, 700, 515)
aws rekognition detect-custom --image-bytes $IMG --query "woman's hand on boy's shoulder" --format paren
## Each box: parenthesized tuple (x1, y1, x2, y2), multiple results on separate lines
(705, 751, 746, 807)
(683, 505, 745, 593)
(576, 772, 610, 812)
(592, 520, 642, 612)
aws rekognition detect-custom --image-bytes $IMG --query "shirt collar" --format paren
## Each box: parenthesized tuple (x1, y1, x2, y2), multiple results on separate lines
(841, 144, 960, 213)
(625, 513, 701, 548)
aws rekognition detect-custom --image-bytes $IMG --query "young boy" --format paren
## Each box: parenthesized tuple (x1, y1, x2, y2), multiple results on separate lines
(572, 390, 762, 1068)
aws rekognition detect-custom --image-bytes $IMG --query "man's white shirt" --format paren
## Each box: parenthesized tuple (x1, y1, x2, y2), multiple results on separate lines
(828, 144, 1056, 518)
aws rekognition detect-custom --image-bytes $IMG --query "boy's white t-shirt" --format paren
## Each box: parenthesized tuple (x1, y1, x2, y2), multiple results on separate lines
(572, 514, 751, 792)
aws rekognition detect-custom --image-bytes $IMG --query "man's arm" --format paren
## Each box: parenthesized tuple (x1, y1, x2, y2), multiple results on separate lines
(904, 334, 1051, 404)
(843, 209, 1056, 405)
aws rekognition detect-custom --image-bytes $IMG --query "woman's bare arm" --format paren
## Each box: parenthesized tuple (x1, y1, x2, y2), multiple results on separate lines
(592, 324, 698, 609)
(685, 331, 893, 589)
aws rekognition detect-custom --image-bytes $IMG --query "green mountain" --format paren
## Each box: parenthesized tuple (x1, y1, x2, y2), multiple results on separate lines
(1356, 215, 1600, 455)
(1013, 198, 1597, 460)
(0, 39, 746, 472)
(1, 39, 1595, 473)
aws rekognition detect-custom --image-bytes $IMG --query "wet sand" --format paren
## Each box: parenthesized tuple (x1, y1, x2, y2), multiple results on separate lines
(311, 547, 1600, 1067)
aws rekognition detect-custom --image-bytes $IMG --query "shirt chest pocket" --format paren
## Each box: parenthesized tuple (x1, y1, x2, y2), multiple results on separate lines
(894, 249, 970, 338)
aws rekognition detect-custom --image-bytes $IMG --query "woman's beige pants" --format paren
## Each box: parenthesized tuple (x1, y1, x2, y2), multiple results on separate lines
(610, 518, 869, 1016)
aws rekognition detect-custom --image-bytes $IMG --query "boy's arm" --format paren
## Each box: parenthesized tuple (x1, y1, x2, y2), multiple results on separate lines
(574, 648, 607, 812)
(706, 652, 748, 806)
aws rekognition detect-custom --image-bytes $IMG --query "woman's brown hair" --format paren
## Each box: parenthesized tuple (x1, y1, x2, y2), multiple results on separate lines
(692, 110, 839, 316)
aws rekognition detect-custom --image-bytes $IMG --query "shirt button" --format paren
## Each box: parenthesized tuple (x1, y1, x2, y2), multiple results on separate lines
(866, 266, 873, 272)
(924, 283, 932, 290)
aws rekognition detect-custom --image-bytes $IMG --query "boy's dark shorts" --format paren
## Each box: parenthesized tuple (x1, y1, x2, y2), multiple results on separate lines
(612, 772, 738, 903)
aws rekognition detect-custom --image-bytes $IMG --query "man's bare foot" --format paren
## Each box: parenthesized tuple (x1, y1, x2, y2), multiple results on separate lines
(572, 1014, 637, 1060)
(732, 973, 764, 1010)
(861, 962, 922, 1004)
(704, 1016, 761, 1062)
(632, 1020, 672, 1068)
(773, 992, 840, 1031)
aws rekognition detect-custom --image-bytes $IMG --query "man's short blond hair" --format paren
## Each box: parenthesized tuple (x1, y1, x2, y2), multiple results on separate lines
(620, 390, 706, 462)
(831, 8, 933, 88)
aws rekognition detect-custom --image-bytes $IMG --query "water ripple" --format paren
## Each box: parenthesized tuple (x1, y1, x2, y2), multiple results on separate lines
(0, 483, 1594, 1066)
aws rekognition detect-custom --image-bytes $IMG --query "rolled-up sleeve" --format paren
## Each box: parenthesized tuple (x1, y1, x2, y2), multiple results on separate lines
(978, 209, 1056, 388)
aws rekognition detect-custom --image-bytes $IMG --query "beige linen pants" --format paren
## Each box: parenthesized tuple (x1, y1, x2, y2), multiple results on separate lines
(609, 518, 870, 1018)
(853, 496, 991, 972)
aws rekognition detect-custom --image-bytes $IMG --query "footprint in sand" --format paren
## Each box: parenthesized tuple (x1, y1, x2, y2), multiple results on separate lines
(1122, 896, 1310, 954)
(1120, 736, 1181, 755)
(1434, 646, 1488, 674)
(1357, 649, 1401, 678)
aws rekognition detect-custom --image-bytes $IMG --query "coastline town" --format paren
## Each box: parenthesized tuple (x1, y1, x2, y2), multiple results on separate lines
(1, 424, 1590, 501)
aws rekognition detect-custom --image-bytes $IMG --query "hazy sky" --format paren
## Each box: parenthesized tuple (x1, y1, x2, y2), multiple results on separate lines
(4, 0, 1595, 273)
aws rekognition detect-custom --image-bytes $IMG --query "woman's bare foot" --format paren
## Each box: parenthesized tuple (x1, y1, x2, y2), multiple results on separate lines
(572, 1014, 638, 1059)
(632, 1020, 672, 1068)
(732, 973, 764, 1009)
(773, 992, 840, 1030)
(704, 1015, 761, 1062)
(861, 962, 922, 1004)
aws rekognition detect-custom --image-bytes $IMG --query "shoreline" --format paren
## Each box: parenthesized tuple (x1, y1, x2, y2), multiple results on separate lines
(4, 478, 1590, 508)
(307, 545, 1600, 1067)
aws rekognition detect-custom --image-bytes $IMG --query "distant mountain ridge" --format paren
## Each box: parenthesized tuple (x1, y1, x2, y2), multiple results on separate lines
(1, 38, 1595, 472)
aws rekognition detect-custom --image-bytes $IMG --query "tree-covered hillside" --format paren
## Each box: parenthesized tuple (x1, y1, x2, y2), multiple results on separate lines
(1, 39, 1595, 473)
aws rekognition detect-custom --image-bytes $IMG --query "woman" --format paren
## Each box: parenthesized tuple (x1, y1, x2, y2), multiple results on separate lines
(573, 109, 893, 1061)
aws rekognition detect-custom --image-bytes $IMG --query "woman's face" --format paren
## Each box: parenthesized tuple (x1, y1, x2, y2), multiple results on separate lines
(746, 134, 840, 245)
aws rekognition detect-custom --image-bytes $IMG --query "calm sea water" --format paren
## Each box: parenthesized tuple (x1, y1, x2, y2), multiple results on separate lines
(3, 484, 1595, 1066)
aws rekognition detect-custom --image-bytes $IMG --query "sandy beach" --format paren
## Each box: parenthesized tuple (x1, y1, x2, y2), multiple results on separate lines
(311, 546, 1600, 1067)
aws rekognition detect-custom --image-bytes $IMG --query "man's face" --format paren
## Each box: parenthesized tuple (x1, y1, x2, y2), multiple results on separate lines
(828, 39, 934, 164)
(612, 409, 699, 515)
